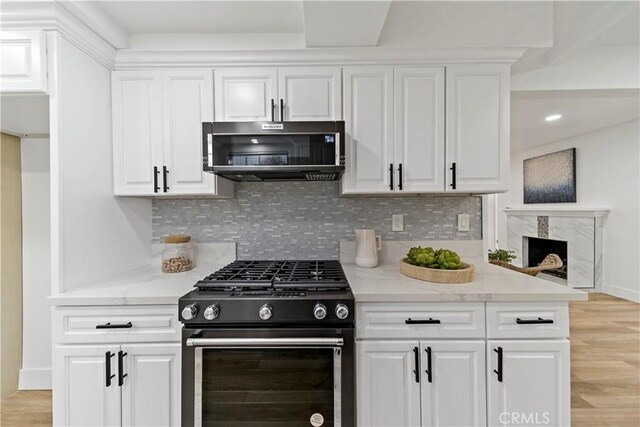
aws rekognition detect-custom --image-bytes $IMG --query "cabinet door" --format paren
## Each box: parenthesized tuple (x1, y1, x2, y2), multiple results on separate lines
(487, 340, 570, 427)
(162, 69, 233, 197)
(120, 343, 181, 427)
(53, 345, 121, 426)
(357, 341, 421, 427)
(394, 67, 445, 193)
(214, 68, 278, 121)
(342, 67, 394, 194)
(420, 341, 486, 427)
(278, 67, 342, 121)
(445, 65, 509, 193)
(112, 70, 164, 196)
(0, 30, 47, 93)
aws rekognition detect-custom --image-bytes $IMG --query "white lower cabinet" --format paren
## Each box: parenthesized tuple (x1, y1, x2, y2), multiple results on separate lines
(53, 305, 182, 427)
(357, 341, 422, 426)
(421, 341, 486, 427)
(487, 340, 570, 427)
(356, 302, 571, 427)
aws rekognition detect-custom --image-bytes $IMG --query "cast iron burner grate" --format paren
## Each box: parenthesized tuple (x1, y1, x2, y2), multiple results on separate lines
(195, 260, 349, 291)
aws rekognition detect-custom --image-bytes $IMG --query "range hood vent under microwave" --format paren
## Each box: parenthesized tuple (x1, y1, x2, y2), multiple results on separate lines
(202, 121, 345, 182)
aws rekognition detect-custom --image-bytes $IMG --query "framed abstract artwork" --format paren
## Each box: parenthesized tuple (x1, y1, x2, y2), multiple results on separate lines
(523, 148, 576, 204)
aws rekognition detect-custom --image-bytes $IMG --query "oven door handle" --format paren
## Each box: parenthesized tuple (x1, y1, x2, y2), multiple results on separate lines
(186, 337, 344, 347)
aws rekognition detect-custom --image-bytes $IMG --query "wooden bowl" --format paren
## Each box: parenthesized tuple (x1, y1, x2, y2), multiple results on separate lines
(399, 259, 475, 284)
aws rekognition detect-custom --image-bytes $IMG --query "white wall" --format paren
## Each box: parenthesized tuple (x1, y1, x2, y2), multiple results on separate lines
(497, 119, 640, 302)
(19, 137, 51, 389)
(48, 33, 152, 294)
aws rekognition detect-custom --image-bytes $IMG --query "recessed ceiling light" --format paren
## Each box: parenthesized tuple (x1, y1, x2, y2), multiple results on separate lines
(545, 114, 562, 122)
(251, 138, 259, 144)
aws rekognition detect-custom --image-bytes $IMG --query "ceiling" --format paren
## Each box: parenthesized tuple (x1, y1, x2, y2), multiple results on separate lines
(511, 89, 640, 153)
(93, 1, 304, 34)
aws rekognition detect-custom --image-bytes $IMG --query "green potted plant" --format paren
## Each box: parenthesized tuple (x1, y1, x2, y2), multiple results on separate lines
(488, 249, 517, 265)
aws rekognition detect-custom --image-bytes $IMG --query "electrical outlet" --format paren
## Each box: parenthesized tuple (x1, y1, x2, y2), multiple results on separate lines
(457, 213, 470, 232)
(392, 214, 404, 231)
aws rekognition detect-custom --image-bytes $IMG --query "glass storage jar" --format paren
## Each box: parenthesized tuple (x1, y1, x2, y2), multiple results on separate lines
(162, 235, 195, 273)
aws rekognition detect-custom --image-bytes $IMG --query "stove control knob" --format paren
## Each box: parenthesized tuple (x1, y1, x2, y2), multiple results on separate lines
(335, 304, 349, 320)
(204, 304, 220, 321)
(313, 304, 327, 320)
(181, 304, 198, 321)
(259, 304, 273, 320)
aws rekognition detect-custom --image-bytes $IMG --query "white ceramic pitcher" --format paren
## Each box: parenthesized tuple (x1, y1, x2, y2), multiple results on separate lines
(355, 229, 382, 268)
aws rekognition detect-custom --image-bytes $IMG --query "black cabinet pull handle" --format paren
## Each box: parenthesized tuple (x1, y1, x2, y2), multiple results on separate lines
(398, 163, 403, 190)
(494, 347, 503, 382)
(389, 163, 394, 190)
(516, 317, 554, 325)
(450, 162, 457, 190)
(153, 166, 160, 193)
(425, 346, 432, 383)
(405, 318, 441, 325)
(271, 99, 276, 122)
(96, 322, 132, 329)
(413, 346, 420, 383)
(280, 99, 285, 122)
(118, 350, 128, 386)
(105, 351, 115, 387)
(162, 166, 169, 192)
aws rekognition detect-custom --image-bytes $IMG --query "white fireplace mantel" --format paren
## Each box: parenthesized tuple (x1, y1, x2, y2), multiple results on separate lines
(504, 206, 610, 218)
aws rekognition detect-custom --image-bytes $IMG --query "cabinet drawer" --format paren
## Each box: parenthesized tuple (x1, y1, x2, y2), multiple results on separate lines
(356, 302, 485, 339)
(53, 305, 180, 344)
(486, 302, 569, 339)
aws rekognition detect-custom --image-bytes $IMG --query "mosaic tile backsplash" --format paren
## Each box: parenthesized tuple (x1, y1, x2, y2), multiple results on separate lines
(152, 182, 482, 259)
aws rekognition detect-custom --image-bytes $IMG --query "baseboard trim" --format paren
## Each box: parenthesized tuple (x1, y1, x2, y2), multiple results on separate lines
(601, 283, 640, 303)
(18, 368, 52, 390)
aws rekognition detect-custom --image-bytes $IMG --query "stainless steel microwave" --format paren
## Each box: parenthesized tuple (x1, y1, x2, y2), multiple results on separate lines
(202, 121, 345, 182)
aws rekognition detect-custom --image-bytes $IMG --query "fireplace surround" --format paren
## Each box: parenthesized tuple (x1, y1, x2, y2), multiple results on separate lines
(505, 208, 609, 289)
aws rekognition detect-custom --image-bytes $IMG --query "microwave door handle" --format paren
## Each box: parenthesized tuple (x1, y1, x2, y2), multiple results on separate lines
(186, 337, 344, 347)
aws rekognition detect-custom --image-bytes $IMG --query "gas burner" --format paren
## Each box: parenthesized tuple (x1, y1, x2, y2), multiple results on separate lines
(195, 260, 349, 291)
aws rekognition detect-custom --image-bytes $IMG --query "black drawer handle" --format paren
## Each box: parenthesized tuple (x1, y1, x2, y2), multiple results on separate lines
(494, 347, 503, 382)
(405, 318, 441, 325)
(516, 317, 554, 325)
(450, 162, 457, 190)
(96, 322, 133, 329)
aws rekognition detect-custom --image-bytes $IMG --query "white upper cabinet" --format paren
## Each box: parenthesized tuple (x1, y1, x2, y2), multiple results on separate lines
(112, 70, 164, 196)
(445, 64, 510, 193)
(342, 67, 395, 194)
(278, 67, 342, 121)
(112, 69, 233, 197)
(420, 341, 486, 427)
(214, 68, 278, 121)
(0, 31, 47, 94)
(487, 340, 570, 427)
(357, 340, 422, 427)
(394, 67, 445, 193)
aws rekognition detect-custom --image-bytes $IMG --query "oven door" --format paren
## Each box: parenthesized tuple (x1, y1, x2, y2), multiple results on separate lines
(183, 328, 354, 427)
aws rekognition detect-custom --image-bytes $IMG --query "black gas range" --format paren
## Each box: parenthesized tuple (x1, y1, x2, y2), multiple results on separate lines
(179, 260, 355, 427)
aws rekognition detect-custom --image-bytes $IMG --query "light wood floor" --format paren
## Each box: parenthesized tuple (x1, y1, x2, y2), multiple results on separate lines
(0, 293, 638, 427)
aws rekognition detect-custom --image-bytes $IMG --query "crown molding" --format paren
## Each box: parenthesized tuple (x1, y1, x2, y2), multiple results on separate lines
(1, 1, 116, 69)
(115, 47, 526, 69)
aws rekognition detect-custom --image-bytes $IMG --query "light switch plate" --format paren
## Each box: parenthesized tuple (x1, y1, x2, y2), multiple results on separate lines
(457, 214, 470, 231)
(392, 214, 404, 231)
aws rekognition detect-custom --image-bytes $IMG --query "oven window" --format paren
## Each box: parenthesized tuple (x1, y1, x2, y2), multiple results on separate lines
(199, 348, 335, 427)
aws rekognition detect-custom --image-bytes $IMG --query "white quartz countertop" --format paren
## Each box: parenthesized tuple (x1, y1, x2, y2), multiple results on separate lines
(344, 258, 588, 302)
(48, 244, 235, 306)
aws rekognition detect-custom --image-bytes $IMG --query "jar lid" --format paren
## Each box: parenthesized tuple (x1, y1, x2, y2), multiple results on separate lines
(164, 235, 191, 244)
